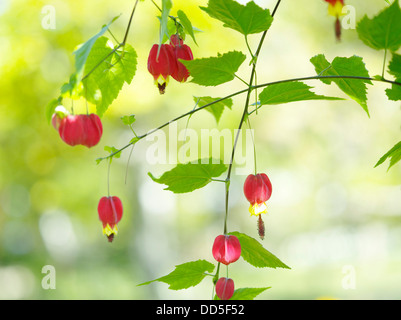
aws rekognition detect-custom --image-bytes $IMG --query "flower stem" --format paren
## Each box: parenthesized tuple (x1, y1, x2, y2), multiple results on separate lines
(222, 0, 283, 235)
(97, 75, 401, 162)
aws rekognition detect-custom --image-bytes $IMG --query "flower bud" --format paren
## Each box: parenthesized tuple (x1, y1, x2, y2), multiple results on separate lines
(169, 34, 184, 47)
(212, 235, 241, 265)
(215, 277, 234, 300)
(98, 196, 123, 242)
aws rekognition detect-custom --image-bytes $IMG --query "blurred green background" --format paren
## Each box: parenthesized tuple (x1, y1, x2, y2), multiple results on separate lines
(0, 0, 400, 300)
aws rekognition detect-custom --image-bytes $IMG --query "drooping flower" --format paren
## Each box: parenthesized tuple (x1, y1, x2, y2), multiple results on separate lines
(147, 43, 178, 94)
(169, 35, 193, 83)
(58, 114, 103, 148)
(243, 173, 272, 216)
(215, 277, 234, 300)
(243, 173, 272, 240)
(324, 0, 345, 41)
(212, 234, 241, 265)
(97, 196, 123, 242)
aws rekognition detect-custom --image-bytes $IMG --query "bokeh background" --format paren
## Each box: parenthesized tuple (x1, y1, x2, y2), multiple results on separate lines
(0, 0, 400, 300)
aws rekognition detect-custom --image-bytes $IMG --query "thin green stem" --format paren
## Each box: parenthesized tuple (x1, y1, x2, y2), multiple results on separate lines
(382, 49, 388, 79)
(247, 117, 257, 175)
(151, 0, 162, 12)
(254, 69, 258, 115)
(234, 74, 250, 86)
(223, 0, 283, 235)
(107, 158, 112, 197)
(97, 74, 401, 162)
(122, 0, 139, 46)
(82, 0, 138, 82)
(245, 35, 254, 58)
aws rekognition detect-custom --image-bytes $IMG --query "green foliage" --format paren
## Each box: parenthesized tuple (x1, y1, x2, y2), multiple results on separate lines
(121, 114, 136, 126)
(160, 0, 173, 43)
(230, 287, 271, 300)
(177, 10, 198, 45)
(200, 0, 273, 36)
(73, 15, 121, 81)
(386, 53, 401, 101)
(258, 81, 344, 106)
(375, 141, 401, 170)
(181, 51, 246, 86)
(148, 159, 227, 193)
(229, 232, 290, 269)
(138, 260, 215, 290)
(83, 37, 138, 117)
(356, 0, 401, 52)
(310, 54, 372, 116)
(194, 96, 233, 123)
(45, 98, 62, 124)
(388, 53, 401, 79)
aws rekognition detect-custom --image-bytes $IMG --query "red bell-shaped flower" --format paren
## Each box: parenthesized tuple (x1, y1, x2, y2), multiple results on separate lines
(215, 277, 234, 300)
(97, 196, 123, 242)
(169, 35, 193, 83)
(212, 234, 241, 265)
(147, 43, 178, 94)
(58, 114, 103, 148)
(243, 173, 272, 216)
(171, 43, 193, 83)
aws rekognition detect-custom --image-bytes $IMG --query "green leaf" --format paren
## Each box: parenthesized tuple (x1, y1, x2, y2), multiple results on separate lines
(181, 51, 246, 86)
(356, 0, 401, 52)
(388, 53, 401, 79)
(258, 81, 344, 106)
(83, 37, 138, 117)
(160, 0, 173, 44)
(177, 10, 198, 45)
(375, 141, 401, 170)
(148, 158, 227, 193)
(73, 15, 120, 81)
(138, 260, 215, 290)
(194, 96, 233, 123)
(230, 287, 271, 300)
(229, 231, 290, 269)
(385, 81, 401, 101)
(104, 146, 122, 159)
(200, 0, 273, 36)
(45, 98, 62, 124)
(121, 114, 136, 126)
(310, 54, 372, 116)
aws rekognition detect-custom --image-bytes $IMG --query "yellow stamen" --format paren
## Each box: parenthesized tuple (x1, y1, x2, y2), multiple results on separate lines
(102, 223, 118, 236)
(328, 1, 344, 18)
(249, 202, 268, 216)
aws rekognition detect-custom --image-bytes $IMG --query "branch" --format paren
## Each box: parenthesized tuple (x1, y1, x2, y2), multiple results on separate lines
(82, 0, 139, 82)
(96, 74, 401, 162)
